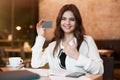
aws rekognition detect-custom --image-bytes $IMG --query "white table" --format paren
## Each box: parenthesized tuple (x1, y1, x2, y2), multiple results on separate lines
(1, 67, 102, 80)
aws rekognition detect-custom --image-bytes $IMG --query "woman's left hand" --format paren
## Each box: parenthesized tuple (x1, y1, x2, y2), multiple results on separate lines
(63, 40, 79, 60)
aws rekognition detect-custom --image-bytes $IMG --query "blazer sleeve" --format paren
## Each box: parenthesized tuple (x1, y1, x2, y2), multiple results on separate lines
(75, 36, 104, 75)
(31, 36, 48, 68)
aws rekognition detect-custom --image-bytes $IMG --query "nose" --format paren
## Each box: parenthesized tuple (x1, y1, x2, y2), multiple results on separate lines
(65, 20, 70, 25)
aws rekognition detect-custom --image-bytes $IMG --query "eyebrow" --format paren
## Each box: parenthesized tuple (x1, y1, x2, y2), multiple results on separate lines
(61, 17, 75, 20)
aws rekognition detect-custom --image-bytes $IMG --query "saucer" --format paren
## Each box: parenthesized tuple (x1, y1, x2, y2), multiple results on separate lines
(6, 64, 24, 68)
(6, 65, 19, 68)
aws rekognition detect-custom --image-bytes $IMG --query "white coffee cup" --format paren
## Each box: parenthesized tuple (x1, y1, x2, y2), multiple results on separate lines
(9, 57, 23, 68)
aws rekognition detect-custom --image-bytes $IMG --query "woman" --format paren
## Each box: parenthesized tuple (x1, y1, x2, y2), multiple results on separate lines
(31, 4, 104, 75)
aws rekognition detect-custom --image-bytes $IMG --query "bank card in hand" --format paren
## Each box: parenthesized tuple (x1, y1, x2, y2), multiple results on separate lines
(42, 21, 52, 28)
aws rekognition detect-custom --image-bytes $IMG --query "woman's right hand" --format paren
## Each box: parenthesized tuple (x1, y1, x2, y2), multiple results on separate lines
(36, 20, 46, 37)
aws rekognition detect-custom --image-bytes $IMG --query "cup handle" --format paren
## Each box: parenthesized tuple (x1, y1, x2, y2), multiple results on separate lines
(20, 59, 23, 64)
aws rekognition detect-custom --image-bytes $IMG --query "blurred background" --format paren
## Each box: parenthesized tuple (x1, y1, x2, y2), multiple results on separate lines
(0, 0, 38, 46)
(0, 0, 120, 80)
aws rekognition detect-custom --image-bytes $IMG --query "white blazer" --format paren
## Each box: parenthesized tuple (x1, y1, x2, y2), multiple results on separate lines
(31, 35, 104, 75)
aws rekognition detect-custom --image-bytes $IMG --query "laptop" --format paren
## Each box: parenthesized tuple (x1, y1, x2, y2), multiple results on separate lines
(0, 70, 40, 80)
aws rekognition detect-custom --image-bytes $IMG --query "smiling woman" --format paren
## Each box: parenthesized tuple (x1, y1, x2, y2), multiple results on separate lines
(60, 11, 76, 33)
(31, 4, 104, 75)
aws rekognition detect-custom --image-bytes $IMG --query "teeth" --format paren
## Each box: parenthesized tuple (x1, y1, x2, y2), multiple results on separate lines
(65, 26, 70, 29)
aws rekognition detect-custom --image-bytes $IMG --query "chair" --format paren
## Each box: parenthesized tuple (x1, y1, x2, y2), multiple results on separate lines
(101, 56, 114, 80)
(0, 48, 6, 67)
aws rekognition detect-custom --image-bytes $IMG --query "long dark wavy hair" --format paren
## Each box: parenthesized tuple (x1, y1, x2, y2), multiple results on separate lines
(53, 4, 85, 55)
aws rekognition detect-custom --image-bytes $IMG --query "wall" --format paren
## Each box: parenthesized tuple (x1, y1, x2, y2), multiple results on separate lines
(39, 0, 120, 40)
(0, 0, 11, 39)
(0, 0, 38, 40)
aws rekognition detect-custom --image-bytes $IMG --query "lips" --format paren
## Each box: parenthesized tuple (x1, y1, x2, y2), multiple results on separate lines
(64, 25, 71, 29)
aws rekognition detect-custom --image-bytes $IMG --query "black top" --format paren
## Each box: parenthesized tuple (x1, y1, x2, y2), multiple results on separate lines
(58, 49, 66, 69)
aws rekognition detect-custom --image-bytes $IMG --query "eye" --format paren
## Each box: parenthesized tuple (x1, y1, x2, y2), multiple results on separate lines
(61, 17, 66, 20)
(70, 18, 75, 21)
